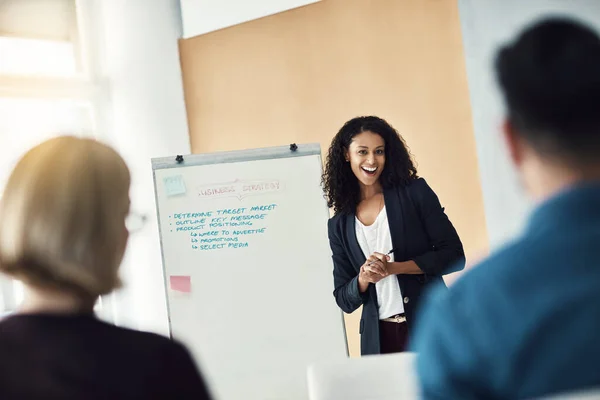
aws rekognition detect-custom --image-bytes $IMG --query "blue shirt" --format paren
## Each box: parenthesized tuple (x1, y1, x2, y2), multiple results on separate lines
(411, 183, 600, 399)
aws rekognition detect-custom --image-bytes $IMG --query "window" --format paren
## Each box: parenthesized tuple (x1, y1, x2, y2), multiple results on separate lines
(0, 0, 107, 318)
(0, 36, 78, 77)
(0, 98, 94, 180)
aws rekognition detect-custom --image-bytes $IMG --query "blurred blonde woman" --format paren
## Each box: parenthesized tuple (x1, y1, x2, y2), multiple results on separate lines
(0, 137, 211, 399)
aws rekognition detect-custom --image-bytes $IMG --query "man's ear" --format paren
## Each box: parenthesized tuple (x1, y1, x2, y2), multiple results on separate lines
(502, 119, 524, 167)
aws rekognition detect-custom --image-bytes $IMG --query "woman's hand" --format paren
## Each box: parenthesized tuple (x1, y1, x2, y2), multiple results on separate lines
(369, 252, 391, 274)
(357, 253, 391, 292)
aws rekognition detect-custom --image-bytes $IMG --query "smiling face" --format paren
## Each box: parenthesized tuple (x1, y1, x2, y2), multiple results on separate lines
(345, 131, 386, 188)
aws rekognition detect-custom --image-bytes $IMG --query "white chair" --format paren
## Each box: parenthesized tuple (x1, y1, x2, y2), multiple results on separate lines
(535, 388, 600, 399)
(307, 352, 419, 400)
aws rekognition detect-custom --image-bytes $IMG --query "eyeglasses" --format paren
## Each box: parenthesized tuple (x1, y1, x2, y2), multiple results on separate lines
(125, 212, 148, 233)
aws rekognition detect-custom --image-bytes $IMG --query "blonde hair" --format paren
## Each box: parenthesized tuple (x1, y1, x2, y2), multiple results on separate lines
(0, 136, 131, 297)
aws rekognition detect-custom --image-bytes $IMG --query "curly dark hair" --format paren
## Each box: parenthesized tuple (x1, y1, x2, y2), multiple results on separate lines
(322, 116, 418, 215)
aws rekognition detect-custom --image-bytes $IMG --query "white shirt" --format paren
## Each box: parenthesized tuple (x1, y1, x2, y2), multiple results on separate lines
(355, 206, 405, 319)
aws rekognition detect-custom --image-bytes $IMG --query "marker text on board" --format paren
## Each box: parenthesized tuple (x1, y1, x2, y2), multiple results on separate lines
(197, 179, 281, 200)
(168, 204, 278, 251)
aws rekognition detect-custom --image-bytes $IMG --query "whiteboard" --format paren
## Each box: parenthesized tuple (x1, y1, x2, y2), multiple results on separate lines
(152, 144, 347, 400)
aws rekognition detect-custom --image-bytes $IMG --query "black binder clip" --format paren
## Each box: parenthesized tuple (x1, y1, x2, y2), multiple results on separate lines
(175, 155, 184, 164)
(289, 143, 298, 152)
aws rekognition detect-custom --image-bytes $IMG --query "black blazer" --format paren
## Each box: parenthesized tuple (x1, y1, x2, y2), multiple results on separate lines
(327, 178, 465, 355)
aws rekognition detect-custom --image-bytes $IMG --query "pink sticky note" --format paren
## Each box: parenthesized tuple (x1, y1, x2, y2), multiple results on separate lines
(169, 275, 191, 293)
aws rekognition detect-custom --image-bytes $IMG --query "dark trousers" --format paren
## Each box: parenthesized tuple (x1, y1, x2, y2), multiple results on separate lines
(379, 320, 409, 354)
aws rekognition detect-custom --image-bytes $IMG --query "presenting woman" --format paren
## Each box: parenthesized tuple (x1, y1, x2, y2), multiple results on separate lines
(322, 116, 465, 355)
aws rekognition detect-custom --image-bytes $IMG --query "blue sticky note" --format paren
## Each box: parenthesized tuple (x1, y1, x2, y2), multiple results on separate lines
(163, 175, 186, 197)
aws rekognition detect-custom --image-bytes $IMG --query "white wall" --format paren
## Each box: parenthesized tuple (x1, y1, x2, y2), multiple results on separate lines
(458, 0, 600, 249)
(180, 0, 319, 38)
(86, 0, 191, 335)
